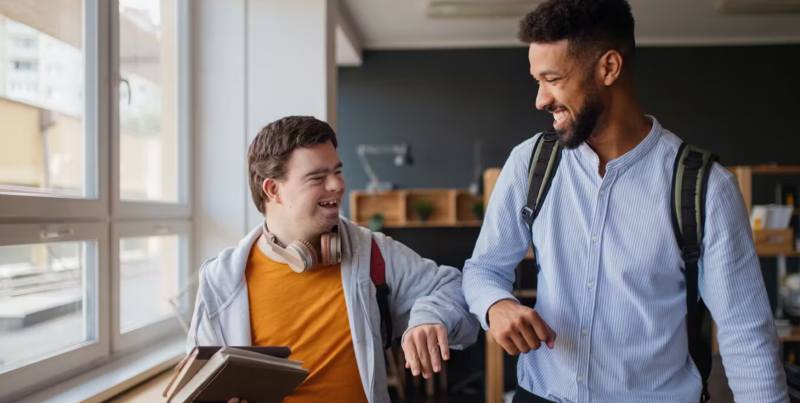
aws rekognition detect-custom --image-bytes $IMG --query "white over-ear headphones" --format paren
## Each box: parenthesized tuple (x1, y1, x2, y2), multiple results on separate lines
(259, 223, 341, 273)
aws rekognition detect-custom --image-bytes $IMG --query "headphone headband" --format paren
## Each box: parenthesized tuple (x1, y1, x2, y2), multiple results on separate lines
(260, 222, 341, 273)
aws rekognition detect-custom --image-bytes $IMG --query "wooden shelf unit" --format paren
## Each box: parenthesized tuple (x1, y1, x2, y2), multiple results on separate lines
(722, 165, 800, 356)
(350, 189, 484, 229)
(779, 326, 800, 343)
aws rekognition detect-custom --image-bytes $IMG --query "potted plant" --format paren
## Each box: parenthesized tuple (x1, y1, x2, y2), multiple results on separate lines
(472, 201, 485, 220)
(413, 200, 435, 222)
(368, 213, 385, 232)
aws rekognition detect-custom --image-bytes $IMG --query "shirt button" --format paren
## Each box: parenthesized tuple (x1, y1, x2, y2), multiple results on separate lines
(587, 281, 594, 288)
(591, 236, 598, 243)
(582, 329, 588, 336)
(577, 376, 584, 383)
(599, 190, 607, 196)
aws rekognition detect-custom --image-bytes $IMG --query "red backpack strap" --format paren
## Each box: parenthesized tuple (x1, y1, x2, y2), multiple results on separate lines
(370, 238, 392, 350)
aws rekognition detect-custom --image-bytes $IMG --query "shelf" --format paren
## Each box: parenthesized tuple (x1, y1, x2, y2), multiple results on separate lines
(752, 165, 800, 175)
(355, 220, 482, 229)
(512, 289, 537, 298)
(350, 189, 484, 229)
(759, 251, 800, 258)
(779, 326, 800, 342)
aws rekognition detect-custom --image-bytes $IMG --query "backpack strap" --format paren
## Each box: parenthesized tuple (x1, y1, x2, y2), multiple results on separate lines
(370, 238, 392, 351)
(521, 131, 563, 243)
(670, 143, 717, 403)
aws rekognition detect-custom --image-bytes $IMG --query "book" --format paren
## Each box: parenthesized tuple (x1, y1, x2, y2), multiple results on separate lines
(171, 347, 308, 403)
(750, 204, 793, 230)
(163, 346, 291, 402)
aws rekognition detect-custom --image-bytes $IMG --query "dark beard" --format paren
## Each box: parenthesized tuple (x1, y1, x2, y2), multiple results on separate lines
(556, 85, 605, 150)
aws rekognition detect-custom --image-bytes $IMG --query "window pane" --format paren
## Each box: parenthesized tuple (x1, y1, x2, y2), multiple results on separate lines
(0, 4, 88, 198)
(119, 0, 179, 203)
(0, 241, 95, 373)
(119, 234, 181, 332)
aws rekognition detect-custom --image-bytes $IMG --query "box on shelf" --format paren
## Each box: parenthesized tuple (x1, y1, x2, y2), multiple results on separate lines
(754, 228, 795, 255)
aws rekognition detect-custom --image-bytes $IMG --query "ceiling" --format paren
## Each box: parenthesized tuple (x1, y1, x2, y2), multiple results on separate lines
(342, 0, 800, 50)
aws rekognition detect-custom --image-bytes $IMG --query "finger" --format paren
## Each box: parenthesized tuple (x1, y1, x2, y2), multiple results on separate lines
(518, 320, 542, 351)
(508, 331, 530, 355)
(426, 330, 442, 374)
(529, 311, 557, 349)
(403, 338, 422, 377)
(228, 399, 240, 403)
(436, 326, 450, 361)
(416, 334, 433, 379)
(493, 330, 519, 355)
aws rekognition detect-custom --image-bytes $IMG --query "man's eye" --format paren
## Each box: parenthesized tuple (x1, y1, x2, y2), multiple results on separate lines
(311, 176, 324, 182)
(546, 78, 558, 83)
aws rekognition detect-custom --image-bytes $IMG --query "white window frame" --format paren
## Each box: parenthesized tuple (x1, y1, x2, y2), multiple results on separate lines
(0, 0, 109, 221)
(0, 0, 193, 400)
(110, 0, 192, 220)
(0, 222, 110, 402)
(111, 220, 191, 354)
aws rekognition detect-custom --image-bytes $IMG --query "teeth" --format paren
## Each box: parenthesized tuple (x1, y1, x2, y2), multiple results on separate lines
(319, 200, 337, 207)
(553, 110, 568, 122)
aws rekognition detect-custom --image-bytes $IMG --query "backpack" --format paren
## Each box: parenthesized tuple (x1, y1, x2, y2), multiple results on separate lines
(521, 131, 716, 402)
(370, 238, 393, 351)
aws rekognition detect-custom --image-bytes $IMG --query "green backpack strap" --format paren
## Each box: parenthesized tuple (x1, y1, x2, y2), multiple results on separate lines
(670, 143, 717, 403)
(521, 131, 562, 244)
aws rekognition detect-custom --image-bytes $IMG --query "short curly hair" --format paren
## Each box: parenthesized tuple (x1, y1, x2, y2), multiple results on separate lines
(247, 116, 338, 215)
(519, 0, 635, 63)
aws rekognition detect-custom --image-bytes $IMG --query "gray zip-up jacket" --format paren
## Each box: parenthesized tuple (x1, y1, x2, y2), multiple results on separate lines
(186, 217, 479, 403)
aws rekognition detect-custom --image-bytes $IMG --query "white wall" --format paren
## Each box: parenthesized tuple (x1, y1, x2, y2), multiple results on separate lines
(192, 0, 248, 266)
(193, 0, 341, 265)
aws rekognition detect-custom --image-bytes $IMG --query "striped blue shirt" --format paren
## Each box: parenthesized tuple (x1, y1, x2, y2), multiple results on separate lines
(463, 117, 788, 402)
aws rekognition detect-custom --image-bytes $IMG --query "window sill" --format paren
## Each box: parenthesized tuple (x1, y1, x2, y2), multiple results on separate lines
(15, 337, 184, 403)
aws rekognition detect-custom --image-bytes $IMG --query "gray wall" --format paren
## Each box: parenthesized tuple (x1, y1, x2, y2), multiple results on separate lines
(337, 45, 800, 214)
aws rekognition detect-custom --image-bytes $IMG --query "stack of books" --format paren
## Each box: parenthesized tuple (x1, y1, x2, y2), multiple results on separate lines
(163, 346, 308, 403)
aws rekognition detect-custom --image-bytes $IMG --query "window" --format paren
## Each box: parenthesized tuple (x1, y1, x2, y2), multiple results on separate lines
(0, 0, 190, 401)
(12, 61, 37, 71)
(112, 221, 190, 352)
(11, 37, 37, 49)
(0, 223, 109, 401)
(116, 0, 190, 215)
(0, 240, 95, 373)
(0, 7, 89, 203)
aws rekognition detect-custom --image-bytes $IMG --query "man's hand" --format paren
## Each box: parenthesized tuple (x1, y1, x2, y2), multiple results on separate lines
(227, 398, 247, 403)
(488, 299, 556, 355)
(402, 324, 449, 379)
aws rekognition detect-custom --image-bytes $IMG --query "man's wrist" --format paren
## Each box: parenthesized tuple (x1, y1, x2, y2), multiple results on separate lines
(486, 298, 518, 328)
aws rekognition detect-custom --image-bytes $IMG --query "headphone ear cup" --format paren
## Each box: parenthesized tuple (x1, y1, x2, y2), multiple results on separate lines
(320, 233, 332, 266)
(329, 232, 341, 265)
(287, 239, 317, 272)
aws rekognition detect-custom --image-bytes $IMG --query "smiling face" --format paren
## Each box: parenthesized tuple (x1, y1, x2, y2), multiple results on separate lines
(529, 40, 605, 149)
(266, 141, 346, 237)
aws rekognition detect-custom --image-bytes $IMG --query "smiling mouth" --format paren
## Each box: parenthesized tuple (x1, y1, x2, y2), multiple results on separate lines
(318, 199, 339, 208)
(553, 109, 569, 124)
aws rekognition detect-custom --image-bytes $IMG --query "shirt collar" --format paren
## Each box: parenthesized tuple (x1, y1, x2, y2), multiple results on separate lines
(576, 115, 662, 172)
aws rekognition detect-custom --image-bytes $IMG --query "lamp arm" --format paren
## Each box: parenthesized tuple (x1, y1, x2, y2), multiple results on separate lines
(357, 146, 381, 188)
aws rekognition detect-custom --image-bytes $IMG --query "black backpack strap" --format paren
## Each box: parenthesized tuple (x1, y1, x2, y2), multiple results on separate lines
(671, 143, 717, 403)
(521, 132, 562, 242)
(370, 238, 392, 351)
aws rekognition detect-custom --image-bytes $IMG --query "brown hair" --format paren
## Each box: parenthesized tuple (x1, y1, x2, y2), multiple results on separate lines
(248, 116, 338, 215)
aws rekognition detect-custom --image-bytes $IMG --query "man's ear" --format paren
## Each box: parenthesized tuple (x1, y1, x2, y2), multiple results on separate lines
(263, 178, 281, 204)
(598, 50, 623, 87)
